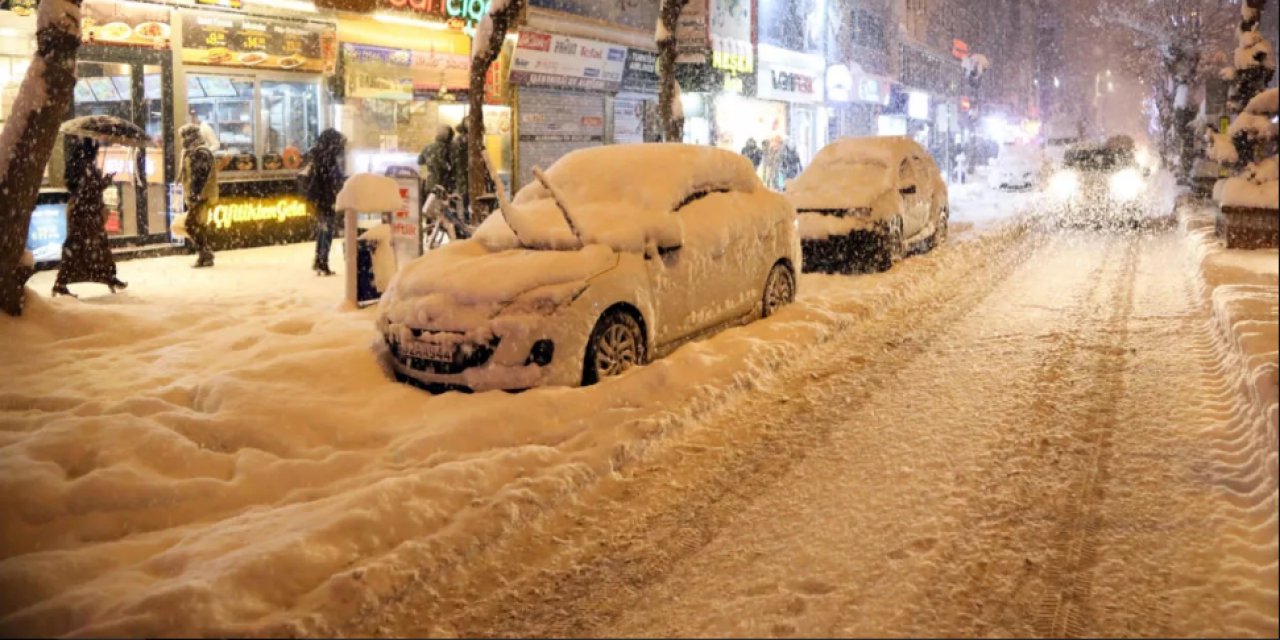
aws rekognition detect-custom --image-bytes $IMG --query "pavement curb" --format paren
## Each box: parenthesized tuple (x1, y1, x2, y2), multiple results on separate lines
(1177, 195, 1279, 452)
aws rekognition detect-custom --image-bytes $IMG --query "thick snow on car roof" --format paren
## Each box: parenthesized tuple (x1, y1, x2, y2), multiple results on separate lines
(478, 143, 762, 252)
(786, 136, 924, 210)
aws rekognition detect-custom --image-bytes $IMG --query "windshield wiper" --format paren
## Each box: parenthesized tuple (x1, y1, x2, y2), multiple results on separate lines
(532, 166, 585, 249)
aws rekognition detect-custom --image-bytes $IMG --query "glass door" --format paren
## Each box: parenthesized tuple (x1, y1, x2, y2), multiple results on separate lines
(70, 52, 173, 244)
(73, 61, 137, 238)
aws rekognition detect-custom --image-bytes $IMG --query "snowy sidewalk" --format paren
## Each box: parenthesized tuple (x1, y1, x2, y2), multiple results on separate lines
(1179, 200, 1278, 437)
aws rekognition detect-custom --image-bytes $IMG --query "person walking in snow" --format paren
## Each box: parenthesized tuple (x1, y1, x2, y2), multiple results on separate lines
(303, 128, 347, 276)
(741, 137, 763, 169)
(418, 124, 455, 200)
(52, 137, 127, 297)
(451, 120, 470, 219)
(179, 123, 218, 268)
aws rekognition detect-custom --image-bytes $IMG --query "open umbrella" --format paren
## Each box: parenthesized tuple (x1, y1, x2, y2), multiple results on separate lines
(59, 115, 155, 148)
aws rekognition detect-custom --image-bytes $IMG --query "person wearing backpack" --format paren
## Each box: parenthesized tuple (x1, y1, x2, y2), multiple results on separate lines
(303, 129, 346, 276)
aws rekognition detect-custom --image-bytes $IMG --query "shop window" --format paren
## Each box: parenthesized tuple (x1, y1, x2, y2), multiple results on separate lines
(261, 80, 321, 171)
(189, 74, 255, 170)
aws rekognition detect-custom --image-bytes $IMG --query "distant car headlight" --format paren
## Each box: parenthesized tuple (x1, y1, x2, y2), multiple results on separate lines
(1049, 170, 1078, 198)
(1109, 168, 1144, 201)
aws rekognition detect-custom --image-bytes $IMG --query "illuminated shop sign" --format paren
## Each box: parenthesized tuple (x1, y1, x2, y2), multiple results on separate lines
(208, 196, 310, 230)
(380, 0, 490, 27)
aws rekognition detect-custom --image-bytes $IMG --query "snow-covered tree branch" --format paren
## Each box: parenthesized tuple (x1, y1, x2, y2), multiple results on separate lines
(467, 0, 524, 214)
(0, 0, 84, 317)
(656, 0, 690, 142)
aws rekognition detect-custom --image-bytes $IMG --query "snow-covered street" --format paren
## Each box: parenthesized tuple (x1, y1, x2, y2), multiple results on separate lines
(1, 184, 1276, 637)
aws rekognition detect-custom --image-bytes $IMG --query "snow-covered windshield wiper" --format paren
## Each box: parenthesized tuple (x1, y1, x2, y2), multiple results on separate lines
(532, 166, 585, 249)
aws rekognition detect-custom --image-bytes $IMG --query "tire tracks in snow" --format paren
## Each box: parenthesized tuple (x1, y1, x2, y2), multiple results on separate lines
(333, 227, 1041, 638)
(1031, 237, 1138, 638)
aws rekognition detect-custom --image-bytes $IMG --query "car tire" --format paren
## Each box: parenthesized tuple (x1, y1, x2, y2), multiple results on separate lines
(871, 215, 903, 272)
(761, 262, 796, 318)
(932, 206, 949, 247)
(581, 308, 647, 386)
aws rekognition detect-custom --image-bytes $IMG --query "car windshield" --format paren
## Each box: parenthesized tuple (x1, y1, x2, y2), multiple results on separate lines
(1064, 147, 1134, 171)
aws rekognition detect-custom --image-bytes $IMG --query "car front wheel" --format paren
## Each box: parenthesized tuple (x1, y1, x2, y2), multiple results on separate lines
(761, 262, 796, 318)
(582, 309, 647, 386)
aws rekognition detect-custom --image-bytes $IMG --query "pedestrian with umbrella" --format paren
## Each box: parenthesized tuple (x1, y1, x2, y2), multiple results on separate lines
(50, 116, 150, 297)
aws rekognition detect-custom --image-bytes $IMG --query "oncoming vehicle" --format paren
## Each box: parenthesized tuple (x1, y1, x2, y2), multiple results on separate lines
(1046, 137, 1150, 228)
(377, 144, 801, 392)
(785, 136, 949, 273)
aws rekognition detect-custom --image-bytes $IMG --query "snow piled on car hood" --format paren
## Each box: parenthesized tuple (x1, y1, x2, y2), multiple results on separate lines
(379, 240, 616, 331)
(478, 143, 761, 253)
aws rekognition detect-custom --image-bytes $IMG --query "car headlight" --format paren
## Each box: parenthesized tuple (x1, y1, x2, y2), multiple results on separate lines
(1049, 170, 1078, 198)
(1109, 168, 1144, 201)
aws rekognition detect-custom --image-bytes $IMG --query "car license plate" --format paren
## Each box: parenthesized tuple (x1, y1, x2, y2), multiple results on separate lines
(400, 340, 454, 362)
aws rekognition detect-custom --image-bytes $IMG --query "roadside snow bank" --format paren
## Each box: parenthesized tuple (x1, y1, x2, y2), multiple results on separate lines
(0, 219, 1032, 636)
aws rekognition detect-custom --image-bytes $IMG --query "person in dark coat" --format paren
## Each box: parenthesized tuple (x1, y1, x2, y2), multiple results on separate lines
(304, 128, 346, 276)
(417, 124, 454, 198)
(741, 137, 763, 169)
(452, 120, 470, 208)
(52, 137, 127, 297)
(179, 124, 218, 268)
(780, 141, 803, 181)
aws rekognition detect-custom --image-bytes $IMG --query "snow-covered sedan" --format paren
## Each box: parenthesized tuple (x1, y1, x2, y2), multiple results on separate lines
(987, 142, 1044, 191)
(786, 136, 949, 273)
(376, 144, 800, 392)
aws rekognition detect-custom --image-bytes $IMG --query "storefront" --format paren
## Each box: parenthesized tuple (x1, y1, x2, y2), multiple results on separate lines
(172, 5, 336, 250)
(6, 0, 179, 264)
(675, 0, 755, 148)
(828, 62, 891, 139)
(334, 8, 513, 193)
(509, 29, 626, 188)
(755, 43, 825, 166)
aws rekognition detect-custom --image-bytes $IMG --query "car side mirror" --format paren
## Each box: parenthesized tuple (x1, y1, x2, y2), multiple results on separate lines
(899, 185, 917, 195)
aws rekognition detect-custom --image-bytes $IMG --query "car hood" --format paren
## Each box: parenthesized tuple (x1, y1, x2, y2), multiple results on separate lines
(378, 240, 618, 332)
(789, 182, 896, 212)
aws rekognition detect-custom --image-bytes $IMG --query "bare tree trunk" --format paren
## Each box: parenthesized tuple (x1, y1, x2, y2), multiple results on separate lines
(0, 0, 83, 317)
(468, 0, 524, 221)
(657, 0, 689, 142)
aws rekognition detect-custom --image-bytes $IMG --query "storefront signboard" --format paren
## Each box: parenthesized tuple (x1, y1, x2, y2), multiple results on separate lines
(26, 202, 67, 262)
(709, 0, 752, 73)
(907, 90, 930, 120)
(379, 0, 490, 28)
(181, 11, 337, 73)
(755, 44, 822, 104)
(621, 48, 659, 95)
(81, 0, 173, 49)
(343, 42, 469, 99)
(529, 0, 659, 32)
(510, 30, 627, 92)
(826, 64, 853, 103)
(208, 195, 311, 231)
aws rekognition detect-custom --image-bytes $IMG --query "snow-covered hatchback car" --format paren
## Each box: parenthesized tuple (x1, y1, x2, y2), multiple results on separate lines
(786, 136, 949, 273)
(377, 144, 801, 392)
